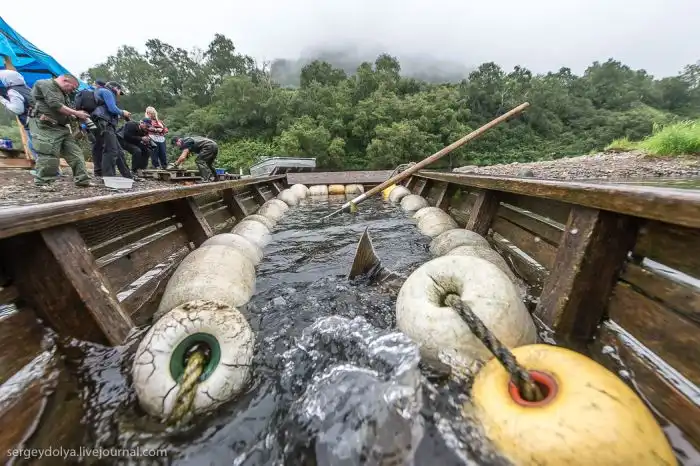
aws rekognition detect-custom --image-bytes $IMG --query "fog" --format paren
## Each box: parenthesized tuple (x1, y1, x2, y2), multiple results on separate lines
(2, 0, 699, 80)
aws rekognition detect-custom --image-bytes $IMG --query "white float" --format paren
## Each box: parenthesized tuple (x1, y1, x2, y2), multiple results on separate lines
(412, 207, 446, 222)
(429, 229, 491, 256)
(133, 300, 254, 419)
(388, 185, 411, 204)
(155, 245, 256, 320)
(277, 189, 299, 206)
(345, 184, 364, 195)
(446, 245, 517, 282)
(257, 199, 289, 222)
(231, 219, 272, 249)
(290, 184, 309, 199)
(396, 255, 537, 369)
(245, 213, 276, 231)
(400, 194, 429, 212)
(308, 185, 329, 197)
(417, 211, 459, 238)
(201, 233, 263, 266)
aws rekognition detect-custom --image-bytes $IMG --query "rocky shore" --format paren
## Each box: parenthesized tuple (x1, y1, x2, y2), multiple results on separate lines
(453, 151, 700, 181)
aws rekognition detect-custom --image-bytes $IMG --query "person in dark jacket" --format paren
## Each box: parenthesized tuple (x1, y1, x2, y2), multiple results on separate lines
(172, 136, 218, 182)
(91, 81, 131, 178)
(117, 119, 153, 174)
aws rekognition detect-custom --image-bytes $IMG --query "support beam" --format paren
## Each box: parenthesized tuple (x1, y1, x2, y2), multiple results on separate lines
(435, 183, 458, 210)
(251, 185, 267, 206)
(466, 189, 501, 236)
(222, 188, 248, 221)
(405, 176, 417, 192)
(268, 181, 282, 195)
(171, 197, 212, 247)
(1, 226, 134, 345)
(535, 206, 639, 341)
(416, 179, 432, 197)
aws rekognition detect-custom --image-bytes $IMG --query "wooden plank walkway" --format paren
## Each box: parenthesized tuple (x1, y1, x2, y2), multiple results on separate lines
(287, 170, 393, 185)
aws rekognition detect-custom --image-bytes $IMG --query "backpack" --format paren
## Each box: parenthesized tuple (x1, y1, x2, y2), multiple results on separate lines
(74, 89, 101, 113)
(0, 83, 34, 116)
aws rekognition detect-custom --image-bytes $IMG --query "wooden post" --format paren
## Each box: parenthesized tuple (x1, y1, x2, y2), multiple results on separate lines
(1, 227, 134, 345)
(535, 206, 639, 341)
(171, 197, 213, 247)
(2, 55, 33, 161)
(436, 183, 458, 210)
(268, 181, 282, 195)
(222, 188, 248, 221)
(251, 185, 267, 206)
(405, 176, 416, 192)
(466, 189, 501, 236)
(416, 179, 432, 197)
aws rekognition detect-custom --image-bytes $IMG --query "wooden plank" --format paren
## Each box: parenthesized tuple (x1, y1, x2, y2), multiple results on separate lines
(267, 181, 282, 195)
(0, 309, 46, 385)
(205, 205, 235, 231)
(100, 227, 190, 292)
(0, 158, 33, 169)
(416, 179, 431, 197)
(89, 216, 177, 260)
(535, 207, 639, 341)
(121, 247, 189, 326)
(251, 185, 267, 206)
(199, 199, 225, 214)
(499, 192, 571, 225)
(491, 217, 557, 269)
(635, 221, 700, 279)
(497, 204, 563, 246)
(0, 175, 286, 241)
(490, 234, 548, 298)
(435, 183, 458, 210)
(416, 171, 700, 229)
(193, 191, 222, 207)
(75, 202, 175, 248)
(287, 170, 392, 185)
(222, 188, 248, 220)
(608, 282, 700, 386)
(621, 262, 700, 325)
(171, 197, 213, 247)
(466, 189, 500, 236)
(241, 196, 259, 216)
(592, 322, 700, 449)
(2, 228, 133, 345)
(272, 180, 286, 193)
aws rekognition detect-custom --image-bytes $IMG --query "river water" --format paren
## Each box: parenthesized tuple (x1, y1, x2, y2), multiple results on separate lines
(68, 196, 509, 465)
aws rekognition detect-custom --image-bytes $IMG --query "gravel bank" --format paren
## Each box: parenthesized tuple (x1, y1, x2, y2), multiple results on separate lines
(453, 151, 700, 181)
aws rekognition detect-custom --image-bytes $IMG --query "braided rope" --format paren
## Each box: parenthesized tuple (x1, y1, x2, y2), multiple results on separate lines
(167, 350, 206, 425)
(444, 293, 544, 402)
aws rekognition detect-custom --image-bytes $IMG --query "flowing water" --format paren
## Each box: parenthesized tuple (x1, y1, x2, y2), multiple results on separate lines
(64, 197, 510, 465)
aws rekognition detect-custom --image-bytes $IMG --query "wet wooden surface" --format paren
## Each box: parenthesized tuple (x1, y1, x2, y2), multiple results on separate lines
(491, 216, 557, 269)
(417, 170, 700, 229)
(634, 221, 700, 279)
(496, 204, 563, 246)
(172, 197, 214, 248)
(287, 170, 393, 185)
(0, 175, 285, 241)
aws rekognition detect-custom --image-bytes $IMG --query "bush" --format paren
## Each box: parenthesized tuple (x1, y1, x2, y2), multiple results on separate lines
(638, 120, 700, 156)
(605, 137, 638, 152)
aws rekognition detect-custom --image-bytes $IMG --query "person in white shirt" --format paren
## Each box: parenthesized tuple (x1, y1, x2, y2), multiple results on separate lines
(0, 70, 38, 160)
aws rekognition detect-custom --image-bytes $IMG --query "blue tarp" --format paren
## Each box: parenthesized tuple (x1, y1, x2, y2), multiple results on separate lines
(0, 16, 90, 89)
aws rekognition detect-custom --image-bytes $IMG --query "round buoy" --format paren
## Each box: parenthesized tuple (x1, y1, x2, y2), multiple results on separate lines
(257, 200, 288, 222)
(388, 185, 411, 204)
(429, 229, 491, 256)
(232, 219, 271, 249)
(155, 245, 256, 320)
(400, 194, 429, 212)
(345, 184, 364, 195)
(396, 255, 537, 369)
(290, 184, 309, 199)
(133, 300, 254, 419)
(245, 214, 276, 231)
(446, 245, 516, 282)
(382, 184, 397, 200)
(201, 233, 263, 266)
(328, 184, 345, 195)
(309, 185, 329, 197)
(417, 212, 459, 238)
(471, 344, 677, 466)
(412, 206, 445, 222)
(277, 189, 299, 206)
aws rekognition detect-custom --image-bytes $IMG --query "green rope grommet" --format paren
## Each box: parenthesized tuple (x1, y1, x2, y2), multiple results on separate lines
(169, 332, 221, 383)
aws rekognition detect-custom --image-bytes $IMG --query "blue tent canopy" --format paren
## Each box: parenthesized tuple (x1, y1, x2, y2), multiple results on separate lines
(0, 16, 90, 89)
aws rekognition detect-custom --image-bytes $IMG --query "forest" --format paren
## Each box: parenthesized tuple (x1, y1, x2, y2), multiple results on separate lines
(2, 33, 700, 172)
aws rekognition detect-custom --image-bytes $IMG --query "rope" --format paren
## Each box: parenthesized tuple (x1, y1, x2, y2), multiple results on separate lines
(444, 293, 544, 402)
(167, 350, 207, 425)
(388, 162, 417, 179)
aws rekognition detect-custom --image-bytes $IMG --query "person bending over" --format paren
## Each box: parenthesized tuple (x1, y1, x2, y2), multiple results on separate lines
(171, 136, 219, 182)
(117, 119, 153, 175)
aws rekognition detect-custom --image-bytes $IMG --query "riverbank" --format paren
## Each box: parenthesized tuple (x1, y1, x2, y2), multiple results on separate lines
(453, 150, 700, 180)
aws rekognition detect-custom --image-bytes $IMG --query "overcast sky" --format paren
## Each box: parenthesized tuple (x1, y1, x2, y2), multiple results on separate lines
(3, 0, 699, 78)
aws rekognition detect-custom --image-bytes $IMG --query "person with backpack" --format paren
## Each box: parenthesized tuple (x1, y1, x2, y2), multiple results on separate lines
(75, 81, 131, 178)
(0, 70, 37, 160)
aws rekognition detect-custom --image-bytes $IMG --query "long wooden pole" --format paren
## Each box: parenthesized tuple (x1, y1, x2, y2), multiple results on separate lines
(320, 102, 530, 221)
(2, 55, 34, 162)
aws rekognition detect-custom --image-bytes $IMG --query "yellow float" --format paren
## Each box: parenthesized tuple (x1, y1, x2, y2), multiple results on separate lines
(471, 344, 677, 466)
(382, 184, 397, 200)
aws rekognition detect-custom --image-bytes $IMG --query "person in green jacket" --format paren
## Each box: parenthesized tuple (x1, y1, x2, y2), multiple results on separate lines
(171, 136, 219, 182)
(29, 74, 92, 189)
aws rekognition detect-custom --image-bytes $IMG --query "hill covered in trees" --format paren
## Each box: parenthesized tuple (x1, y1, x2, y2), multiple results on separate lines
(70, 35, 700, 171)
